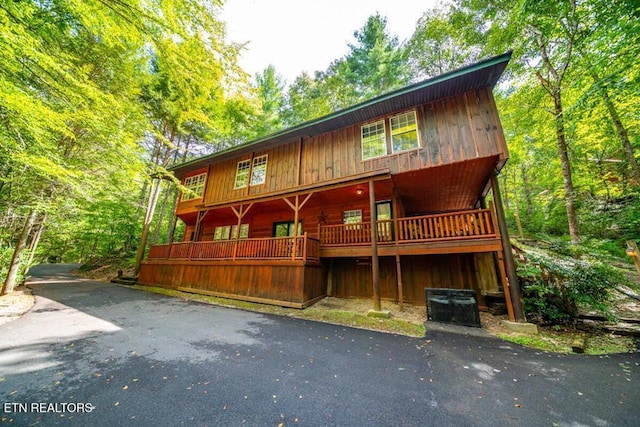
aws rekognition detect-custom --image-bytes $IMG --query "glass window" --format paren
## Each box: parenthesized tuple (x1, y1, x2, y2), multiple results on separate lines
(272, 221, 303, 237)
(361, 120, 387, 160)
(234, 160, 251, 189)
(213, 225, 231, 241)
(390, 111, 419, 152)
(182, 173, 207, 201)
(343, 210, 363, 224)
(251, 155, 268, 186)
(231, 223, 249, 239)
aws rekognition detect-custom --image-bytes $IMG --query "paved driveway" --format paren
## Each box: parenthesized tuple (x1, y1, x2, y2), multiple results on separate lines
(0, 264, 638, 426)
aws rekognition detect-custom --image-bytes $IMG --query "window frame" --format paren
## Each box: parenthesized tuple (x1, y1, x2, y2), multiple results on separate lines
(272, 221, 303, 237)
(234, 159, 251, 189)
(360, 119, 387, 161)
(250, 155, 268, 186)
(181, 172, 207, 201)
(213, 225, 231, 241)
(231, 223, 250, 239)
(390, 110, 419, 153)
(343, 209, 363, 224)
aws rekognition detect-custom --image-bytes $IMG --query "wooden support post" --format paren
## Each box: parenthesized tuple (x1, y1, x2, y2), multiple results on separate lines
(491, 173, 525, 322)
(392, 186, 403, 310)
(395, 253, 404, 311)
(284, 194, 313, 260)
(292, 195, 300, 260)
(193, 210, 207, 242)
(369, 180, 381, 312)
(326, 259, 334, 296)
(230, 203, 253, 261)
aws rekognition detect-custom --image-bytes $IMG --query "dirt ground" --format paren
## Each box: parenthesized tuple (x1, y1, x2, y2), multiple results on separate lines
(0, 287, 35, 326)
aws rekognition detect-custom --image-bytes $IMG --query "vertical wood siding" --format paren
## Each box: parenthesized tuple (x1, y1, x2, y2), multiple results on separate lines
(200, 88, 506, 206)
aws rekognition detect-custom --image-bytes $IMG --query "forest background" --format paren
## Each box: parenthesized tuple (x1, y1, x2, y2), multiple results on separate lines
(1, 0, 639, 303)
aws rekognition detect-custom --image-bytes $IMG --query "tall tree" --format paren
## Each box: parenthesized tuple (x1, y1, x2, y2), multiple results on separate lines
(252, 65, 286, 137)
(407, 5, 483, 79)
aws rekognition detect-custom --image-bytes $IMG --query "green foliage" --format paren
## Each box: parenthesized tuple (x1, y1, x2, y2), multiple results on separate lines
(517, 251, 626, 324)
(282, 13, 412, 126)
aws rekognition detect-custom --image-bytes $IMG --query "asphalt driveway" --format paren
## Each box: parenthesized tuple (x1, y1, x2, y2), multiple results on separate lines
(0, 264, 638, 426)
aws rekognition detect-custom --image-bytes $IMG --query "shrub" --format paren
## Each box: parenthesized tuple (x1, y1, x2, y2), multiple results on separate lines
(517, 252, 621, 325)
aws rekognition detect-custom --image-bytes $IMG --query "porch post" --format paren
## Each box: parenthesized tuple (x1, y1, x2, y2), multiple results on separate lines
(292, 195, 299, 260)
(490, 173, 525, 322)
(193, 210, 206, 242)
(392, 189, 404, 311)
(369, 180, 381, 311)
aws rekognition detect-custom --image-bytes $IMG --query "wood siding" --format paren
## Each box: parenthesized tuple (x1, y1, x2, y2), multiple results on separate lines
(331, 253, 498, 306)
(197, 88, 506, 208)
(138, 259, 324, 308)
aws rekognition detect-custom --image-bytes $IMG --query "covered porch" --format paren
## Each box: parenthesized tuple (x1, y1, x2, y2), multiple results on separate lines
(140, 155, 516, 315)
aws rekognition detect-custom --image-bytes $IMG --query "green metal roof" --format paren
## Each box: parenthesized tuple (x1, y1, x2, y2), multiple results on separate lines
(171, 51, 512, 177)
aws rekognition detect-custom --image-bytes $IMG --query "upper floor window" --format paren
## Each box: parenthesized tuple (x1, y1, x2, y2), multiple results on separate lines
(234, 160, 251, 189)
(182, 173, 207, 201)
(361, 120, 386, 160)
(390, 111, 419, 153)
(234, 155, 268, 189)
(361, 110, 419, 160)
(250, 155, 268, 186)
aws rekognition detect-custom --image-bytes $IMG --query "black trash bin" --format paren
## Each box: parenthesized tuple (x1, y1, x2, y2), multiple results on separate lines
(425, 288, 481, 327)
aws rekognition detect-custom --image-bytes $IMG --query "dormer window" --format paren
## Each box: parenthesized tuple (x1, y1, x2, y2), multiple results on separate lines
(361, 110, 419, 160)
(181, 173, 207, 201)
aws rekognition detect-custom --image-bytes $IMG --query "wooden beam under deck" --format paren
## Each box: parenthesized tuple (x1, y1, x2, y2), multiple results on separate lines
(319, 238, 503, 258)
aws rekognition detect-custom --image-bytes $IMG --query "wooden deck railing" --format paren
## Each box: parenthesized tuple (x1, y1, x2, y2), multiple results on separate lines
(147, 210, 496, 262)
(147, 234, 320, 262)
(319, 209, 496, 246)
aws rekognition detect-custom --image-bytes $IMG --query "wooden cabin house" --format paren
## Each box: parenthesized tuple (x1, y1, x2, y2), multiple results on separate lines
(138, 53, 521, 320)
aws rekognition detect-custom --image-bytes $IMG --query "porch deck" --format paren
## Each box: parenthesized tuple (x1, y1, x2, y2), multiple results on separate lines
(147, 209, 499, 262)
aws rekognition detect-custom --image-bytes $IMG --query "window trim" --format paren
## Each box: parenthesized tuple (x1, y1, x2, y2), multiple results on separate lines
(234, 159, 251, 189)
(272, 221, 303, 237)
(213, 225, 231, 241)
(343, 209, 363, 224)
(390, 110, 419, 154)
(360, 119, 387, 161)
(181, 172, 207, 201)
(214, 224, 249, 241)
(360, 109, 420, 161)
(231, 223, 250, 239)
(250, 155, 268, 186)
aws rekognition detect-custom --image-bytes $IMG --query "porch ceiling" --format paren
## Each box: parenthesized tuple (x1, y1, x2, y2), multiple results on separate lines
(392, 156, 499, 213)
(179, 156, 499, 226)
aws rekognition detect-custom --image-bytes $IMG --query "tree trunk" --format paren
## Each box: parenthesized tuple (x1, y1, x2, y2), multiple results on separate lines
(2, 209, 37, 295)
(521, 164, 534, 220)
(553, 91, 580, 243)
(134, 178, 163, 275)
(596, 76, 640, 185)
(25, 213, 47, 268)
(151, 181, 169, 245)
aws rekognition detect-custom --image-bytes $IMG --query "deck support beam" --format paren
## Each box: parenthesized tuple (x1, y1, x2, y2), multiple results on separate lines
(369, 180, 381, 311)
(284, 193, 313, 260)
(491, 173, 525, 322)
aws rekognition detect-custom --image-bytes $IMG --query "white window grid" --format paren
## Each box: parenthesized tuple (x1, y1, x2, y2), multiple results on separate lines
(182, 173, 207, 201)
(234, 159, 251, 189)
(361, 120, 387, 160)
(390, 111, 419, 153)
(250, 155, 268, 186)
